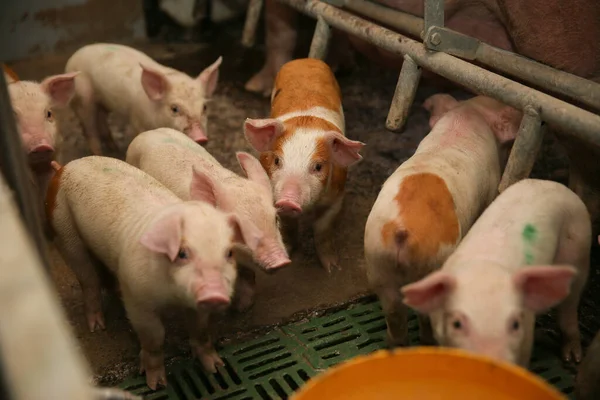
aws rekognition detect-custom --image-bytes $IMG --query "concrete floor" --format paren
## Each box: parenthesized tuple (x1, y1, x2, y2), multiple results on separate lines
(7, 18, 598, 386)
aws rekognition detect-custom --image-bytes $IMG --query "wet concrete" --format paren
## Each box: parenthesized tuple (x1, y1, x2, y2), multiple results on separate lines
(6, 16, 600, 387)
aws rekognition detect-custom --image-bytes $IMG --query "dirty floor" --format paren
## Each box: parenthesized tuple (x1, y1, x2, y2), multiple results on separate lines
(7, 16, 600, 387)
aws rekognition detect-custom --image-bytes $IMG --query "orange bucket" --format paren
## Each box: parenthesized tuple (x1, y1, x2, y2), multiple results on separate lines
(290, 347, 566, 400)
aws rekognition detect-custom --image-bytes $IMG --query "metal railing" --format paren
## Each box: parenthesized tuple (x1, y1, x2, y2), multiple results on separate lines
(241, 0, 600, 192)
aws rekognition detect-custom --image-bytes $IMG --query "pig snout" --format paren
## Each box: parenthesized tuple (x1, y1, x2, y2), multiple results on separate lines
(185, 124, 208, 145)
(469, 341, 513, 364)
(193, 270, 230, 309)
(27, 142, 55, 165)
(275, 180, 303, 216)
(256, 241, 291, 272)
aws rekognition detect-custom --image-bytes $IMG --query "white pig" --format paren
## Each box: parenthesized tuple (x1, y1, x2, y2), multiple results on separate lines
(364, 94, 521, 347)
(46, 156, 263, 390)
(65, 43, 222, 155)
(243, 58, 365, 272)
(125, 127, 291, 272)
(6, 69, 78, 230)
(401, 179, 591, 366)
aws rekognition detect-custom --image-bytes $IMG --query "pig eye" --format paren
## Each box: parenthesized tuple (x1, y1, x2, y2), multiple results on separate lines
(203, 104, 208, 112)
(274, 156, 280, 166)
(226, 249, 233, 259)
(314, 163, 323, 172)
(45, 109, 53, 121)
(171, 104, 180, 114)
(176, 248, 188, 260)
(452, 320, 462, 330)
(510, 319, 520, 332)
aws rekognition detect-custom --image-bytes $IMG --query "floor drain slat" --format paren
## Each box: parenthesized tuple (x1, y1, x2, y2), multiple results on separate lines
(115, 296, 578, 399)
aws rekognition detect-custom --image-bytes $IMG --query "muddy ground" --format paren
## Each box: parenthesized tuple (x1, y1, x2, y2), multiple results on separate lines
(7, 16, 600, 386)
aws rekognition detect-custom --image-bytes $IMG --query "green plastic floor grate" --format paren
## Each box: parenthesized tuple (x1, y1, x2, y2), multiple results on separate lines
(118, 296, 576, 399)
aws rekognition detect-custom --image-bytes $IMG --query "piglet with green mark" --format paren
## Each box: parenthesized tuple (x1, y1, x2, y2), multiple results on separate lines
(401, 178, 591, 367)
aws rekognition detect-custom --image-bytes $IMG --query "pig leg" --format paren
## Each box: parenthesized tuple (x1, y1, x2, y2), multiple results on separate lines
(96, 104, 119, 153)
(231, 264, 256, 313)
(124, 298, 167, 390)
(71, 73, 105, 156)
(54, 232, 105, 332)
(244, 0, 297, 97)
(280, 215, 299, 255)
(187, 311, 224, 373)
(418, 314, 436, 345)
(377, 283, 410, 347)
(313, 197, 343, 272)
(554, 221, 591, 363)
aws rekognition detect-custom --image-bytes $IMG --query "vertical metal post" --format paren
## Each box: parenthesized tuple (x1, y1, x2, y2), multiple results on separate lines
(308, 16, 332, 60)
(498, 106, 545, 193)
(386, 55, 422, 132)
(241, 0, 264, 47)
(423, 0, 444, 48)
(0, 71, 50, 272)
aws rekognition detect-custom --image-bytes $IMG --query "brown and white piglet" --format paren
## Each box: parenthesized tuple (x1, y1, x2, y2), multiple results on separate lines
(46, 156, 262, 390)
(402, 179, 591, 366)
(363, 94, 521, 347)
(65, 43, 222, 155)
(244, 58, 365, 272)
(5, 69, 78, 229)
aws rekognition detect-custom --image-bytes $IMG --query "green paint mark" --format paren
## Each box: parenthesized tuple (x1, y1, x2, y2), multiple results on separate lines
(162, 136, 205, 154)
(102, 167, 113, 173)
(522, 223, 538, 265)
(522, 224, 537, 242)
(105, 45, 120, 51)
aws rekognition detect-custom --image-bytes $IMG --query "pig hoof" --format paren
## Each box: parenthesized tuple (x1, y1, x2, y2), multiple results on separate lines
(562, 341, 583, 363)
(244, 69, 274, 98)
(87, 311, 106, 332)
(144, 368, 168, 391)
(198, 351, 225, 373)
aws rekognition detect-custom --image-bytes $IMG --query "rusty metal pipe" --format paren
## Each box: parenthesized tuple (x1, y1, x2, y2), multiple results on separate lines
(277, 0, 600, 146)
(0, 70, 50, 272)
(386, 55, 422, 132)
(333, 0, 600, 112)
(241, 0, 265, 47)
(498, 106, 545, 192)
(309, 16, 332, 59)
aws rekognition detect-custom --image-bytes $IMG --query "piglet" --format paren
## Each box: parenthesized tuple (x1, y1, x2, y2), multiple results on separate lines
(6, 70, 78, 230)
(46, 156, 262, 390)
(402, 178, 590, 366)
(575, 330, 600, 400)
(65, 43, 222, 155)
(244, 58, 365, 272)
(364, 94, 521, 347)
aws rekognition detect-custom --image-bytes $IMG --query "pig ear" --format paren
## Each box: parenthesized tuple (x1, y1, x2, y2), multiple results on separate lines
(3, 64, 19, 83)
(140, 63, 170, 101)
(236, 151, 271, 193)
(401, 271, 456, 314)
(243, 118, 285, 152)
(227, 214, 264, 253)
(322, 131, 365, 168)
(189, 167, 233, 210)
(513, 265, 577, 313)
(197, 56, 222, 98)
(140, 211, 182, 262)
(40, 72, 79, 107)
(490, 106, 522, 145)
(423, 94, 459, 129)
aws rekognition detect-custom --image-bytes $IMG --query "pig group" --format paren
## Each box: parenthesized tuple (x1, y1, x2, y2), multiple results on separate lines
(3, 27, 598, 394)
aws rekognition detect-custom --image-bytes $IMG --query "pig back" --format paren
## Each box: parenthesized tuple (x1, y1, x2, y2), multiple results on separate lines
(48, 156, 180, 269)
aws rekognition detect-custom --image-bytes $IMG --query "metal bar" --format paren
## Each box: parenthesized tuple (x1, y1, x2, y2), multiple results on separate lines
(423, 0, 444, 49)
(498, 107, 545, 192)
(277, 0, 600, 146)
(386, 55, 422, 132)
(309, 16, 332, 59)
(336, 0, 600, 111)
(0, 71, 51, 272)
(0, 173, 95, 400)
(241, 0, 264, 47)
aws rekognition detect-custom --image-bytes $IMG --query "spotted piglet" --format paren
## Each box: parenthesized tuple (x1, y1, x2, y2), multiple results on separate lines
(402, 179, 590, 366)
(46, 156, 263, 390)
(244, 58, 365, 272)
(65, 43, 222, 155)
(364, 94, 521, 347)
